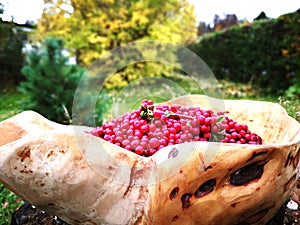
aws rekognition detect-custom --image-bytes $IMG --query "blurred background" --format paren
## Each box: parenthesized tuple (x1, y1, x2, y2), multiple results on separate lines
(0, 0, 299, 223)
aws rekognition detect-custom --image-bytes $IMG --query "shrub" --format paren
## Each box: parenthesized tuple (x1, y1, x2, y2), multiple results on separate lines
(18, 38, 84, 124)
(0, 20, 25, 89)
(190, 10, 300, 95)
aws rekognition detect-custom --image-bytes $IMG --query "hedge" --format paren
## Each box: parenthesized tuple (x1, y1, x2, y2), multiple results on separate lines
(189, 9, 300, 95)
(0, 20, 26, 89)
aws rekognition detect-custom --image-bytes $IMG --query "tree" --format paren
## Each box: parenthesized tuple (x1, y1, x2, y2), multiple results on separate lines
(36, 0, 197, 66)
(0, 23, 25, 89)
(254, 12, 269, 21)
(0, 3, 3, 17)
(18, 38, 85, 124)
(0, 5, 25, 89)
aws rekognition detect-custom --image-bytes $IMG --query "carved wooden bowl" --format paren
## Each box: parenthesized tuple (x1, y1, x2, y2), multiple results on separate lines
(0, 94, 300, 225)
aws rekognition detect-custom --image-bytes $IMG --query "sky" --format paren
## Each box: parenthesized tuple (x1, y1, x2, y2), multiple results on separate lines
(0, 0, 299, 25)
(0, 0, 44, 24)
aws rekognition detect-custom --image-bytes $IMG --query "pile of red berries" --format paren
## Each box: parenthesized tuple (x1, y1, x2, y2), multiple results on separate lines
(89, 99, 262, 157)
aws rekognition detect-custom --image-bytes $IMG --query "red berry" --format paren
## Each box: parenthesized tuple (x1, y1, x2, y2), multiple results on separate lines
(204, 132, 211, 139)
(170, 105, 177, 113)
(245, 134, 251, 141)
(140, 124, 149, 133)
(149, 138, 159, 148)
(173, 122, 181, 132)
(201, 125, 210, 133)
(148, 148, 157, 156)
(135, 146, 144, 155)
(153, 111, 163, 118)
(149, 124, 156, 132)
(222, 137, 229, 143)
(234, 124, 242, 131)
(198, 116, 205, 125)
(205, 118, 212, 126)
(131, 140, 140, 148)
(239, 129, 246, 137)
(122, 139, 130, 147)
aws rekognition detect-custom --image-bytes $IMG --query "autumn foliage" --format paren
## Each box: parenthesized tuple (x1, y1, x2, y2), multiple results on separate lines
(37, 0, 197, 66)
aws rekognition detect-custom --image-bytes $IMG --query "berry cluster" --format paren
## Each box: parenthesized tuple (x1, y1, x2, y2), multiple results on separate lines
(89, 99, 262, 157)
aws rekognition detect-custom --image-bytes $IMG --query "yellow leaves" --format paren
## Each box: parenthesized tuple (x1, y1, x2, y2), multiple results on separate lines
(88, 34, 108, 44)
(102, 0, 114, 4)
(130, 2, 153, 25)
(80, 50, 101, 66)
(117, 32, 131, 42)
(105, 73, 128, 89)
(132, 1, 145, 10)
(98, 13, 108, 22)
(119, 8, 128, 19)
(109, 19, 122, 32)
(37, 0, 197, 68)
(132, 11, 149, 26)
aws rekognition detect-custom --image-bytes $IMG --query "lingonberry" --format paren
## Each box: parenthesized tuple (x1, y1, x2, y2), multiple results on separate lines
(89, 99, 263, 157)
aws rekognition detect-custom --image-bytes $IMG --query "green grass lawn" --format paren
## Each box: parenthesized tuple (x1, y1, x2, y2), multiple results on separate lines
(0, 183, 23, 224)
(0, 90, 28, 122)
(0, 90, 25, 224)
(0, 86, 299, 224)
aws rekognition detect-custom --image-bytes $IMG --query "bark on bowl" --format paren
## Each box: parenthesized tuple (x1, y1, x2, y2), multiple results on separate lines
(0, 94, 300, 225)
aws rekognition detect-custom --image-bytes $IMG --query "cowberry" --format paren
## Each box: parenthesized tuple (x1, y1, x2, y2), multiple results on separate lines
(89, 99, 263, 157)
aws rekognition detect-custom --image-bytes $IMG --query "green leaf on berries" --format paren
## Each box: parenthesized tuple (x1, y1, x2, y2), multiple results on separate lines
(211, 132, 226, 142)
(147, 109, 153, 117)
(217, 115, 225, 123)
(140, 111, 147, 117)
(166, 111, 172, 117)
